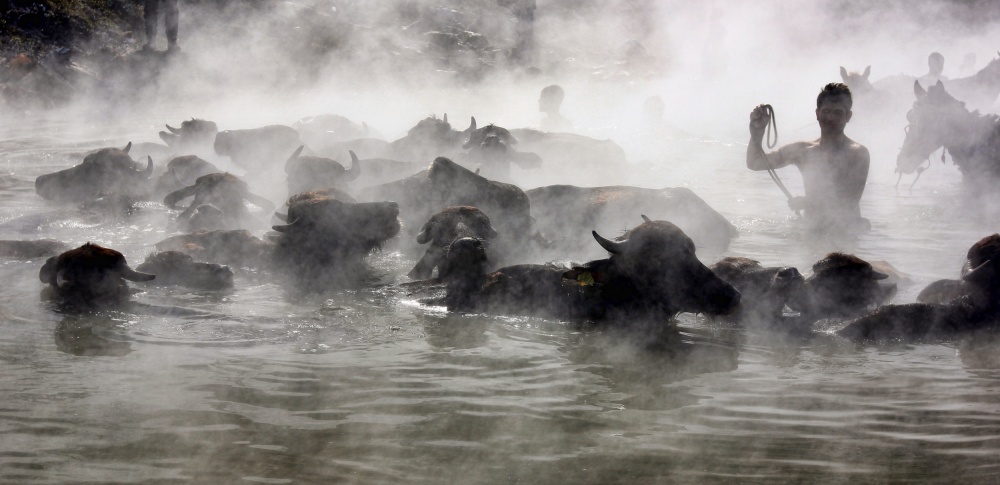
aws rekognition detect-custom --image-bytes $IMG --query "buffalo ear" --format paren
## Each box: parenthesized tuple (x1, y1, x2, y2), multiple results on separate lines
(913, 80, 927, 98)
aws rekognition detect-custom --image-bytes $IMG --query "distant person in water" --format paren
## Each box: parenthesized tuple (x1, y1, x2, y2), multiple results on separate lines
(746, 83, 871, 234)
(143, 0, 179, 52)
(642, 95, 689, 138)
(539, 84, 572, 132)
(916, 52, 948, 87)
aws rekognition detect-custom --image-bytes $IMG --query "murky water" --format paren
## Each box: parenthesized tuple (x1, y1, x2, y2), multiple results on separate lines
(2, 100, 1000, 484)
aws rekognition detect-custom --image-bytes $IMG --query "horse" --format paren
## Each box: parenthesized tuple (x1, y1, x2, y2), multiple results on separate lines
(896, 80, 1000, 195)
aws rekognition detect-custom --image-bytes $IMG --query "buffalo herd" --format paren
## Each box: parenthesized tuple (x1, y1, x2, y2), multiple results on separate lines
(14, 111, 1000, 345)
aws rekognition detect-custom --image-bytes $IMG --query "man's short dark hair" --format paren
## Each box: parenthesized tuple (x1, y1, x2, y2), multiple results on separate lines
(816, 82, 852, 110)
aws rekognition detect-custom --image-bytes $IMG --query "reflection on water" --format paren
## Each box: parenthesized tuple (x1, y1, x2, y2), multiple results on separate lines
(2, 113, 1000, 484)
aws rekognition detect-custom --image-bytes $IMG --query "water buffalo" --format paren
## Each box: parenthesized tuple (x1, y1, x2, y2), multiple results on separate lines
(214, 125, 303, 171)
(0, 239, 70, 258)
(358, 157, 531, 248)
(154, 229, 273, 269)
(787, 252, 895, 321)
(39, 243, 155, 308)
(384, 114, 476, 162)
(163, 173, 275, 231)
(35, 143, 153, 202)
(838, 234, 1000, 343)
(151, 155, 221, 198)
(526, 185, 738, 256)
(710, 257, 804, 326)
(158, 118, 218, 156)
(440, 219, 741, 322)
(408, 206, 498, 280)
(284, 146, 361, 196)
(508, 128, 629, 187)
(462, 123, 541, 181)
(292, 114, 372, 155)
(135, 251, 234, 290)
(271, 188, 401, 289)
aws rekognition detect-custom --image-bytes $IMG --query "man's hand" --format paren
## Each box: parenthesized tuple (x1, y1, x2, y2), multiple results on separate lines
(749, 104, 770, 136)
(788, 196, 807, 211)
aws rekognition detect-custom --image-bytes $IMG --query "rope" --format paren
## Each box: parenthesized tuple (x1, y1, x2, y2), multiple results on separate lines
(758, 105, 800, 217)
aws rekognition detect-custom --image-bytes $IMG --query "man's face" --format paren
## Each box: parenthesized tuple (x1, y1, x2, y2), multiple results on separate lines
(815, 99, 852, 135)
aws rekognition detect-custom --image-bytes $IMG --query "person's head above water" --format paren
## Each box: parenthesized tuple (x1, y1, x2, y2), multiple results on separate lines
(815, 82, 853, 137)
(539, 84, 565, 114)
(928, 52, 945, 76)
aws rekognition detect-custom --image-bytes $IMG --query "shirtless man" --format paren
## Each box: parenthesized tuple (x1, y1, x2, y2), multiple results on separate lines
(746, 83, 871, 233)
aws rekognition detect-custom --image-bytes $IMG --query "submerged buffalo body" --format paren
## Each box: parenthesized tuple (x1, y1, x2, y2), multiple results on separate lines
(0, 239, 70, 259)
(441, 219, 741, 321)
(462, 124, 541, 181)
(710, 257, 804, 326)
(787, 252, 895, 321)
(135, 251, 234, 290)
(152, 155, 222, 198)
(39, 243, 155, 307)
(35, 143, 153, 202)
(154, 229, 273, 269)
(527, 185, 738, 256)
(508, 128, 629, 186)
(159, 118, 218, 156)
(359, 157, 531, 247)
(293, 114, 371, 155)
(284, 146, 361, 196)
(214, 125, 303, 171)
(163, 173, 274, 231)
(840, 234, 1000, 342)
(271, 188, 401, 288)
(384, 114, 476, 162)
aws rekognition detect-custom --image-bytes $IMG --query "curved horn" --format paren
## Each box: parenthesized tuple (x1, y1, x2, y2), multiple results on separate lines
(123, 142, 132, 153)
(287, 145, 305, 162)
(443, 113, 448, 125)
(362, 121, 370, 136)
(474, 167, 480, 175)
(285, 145, 305, 172)
(467, 116, 477, 133)
(138, 156, 154, 178)
(963, 259, 995, 284)
(274, 212, 288, 222)
(641, 214, 652, 223)
(166, 124, 182, 135)
(163, 185, 197, 209)
(344, 150, 362, 181)
(592, 230, 626, 255)
(914, 80, 926, 98)
(120, 265, 156, 282)
(272, 222, 295, 233)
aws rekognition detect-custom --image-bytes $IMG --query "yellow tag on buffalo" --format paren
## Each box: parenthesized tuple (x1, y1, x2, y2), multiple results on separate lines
(576, 271, 595, 286)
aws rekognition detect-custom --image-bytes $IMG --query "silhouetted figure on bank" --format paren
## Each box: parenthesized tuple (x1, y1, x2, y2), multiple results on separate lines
(916, 52, 948, 88)
(144, 0, 179, 52)
(539, 84, 572, 132)
(747, 83, 871, 235)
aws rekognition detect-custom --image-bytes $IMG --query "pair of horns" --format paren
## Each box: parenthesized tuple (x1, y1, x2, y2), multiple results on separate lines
(592, 215, 653, 254)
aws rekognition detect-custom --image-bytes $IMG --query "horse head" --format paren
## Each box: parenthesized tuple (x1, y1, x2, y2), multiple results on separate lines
(839, 65, 873, 95)
(896, 80, 968, 175)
